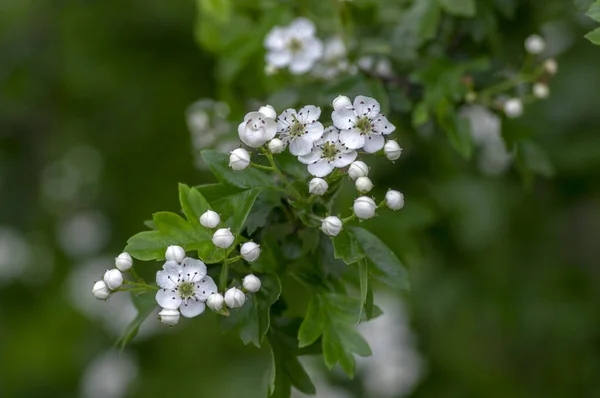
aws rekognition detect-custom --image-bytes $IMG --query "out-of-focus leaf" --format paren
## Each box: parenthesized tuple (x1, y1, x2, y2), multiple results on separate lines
(585, 27, 600, 45)
(587, 1, 600, 21)
(440, 0, 476, 17)
(115, 293, 157, 350)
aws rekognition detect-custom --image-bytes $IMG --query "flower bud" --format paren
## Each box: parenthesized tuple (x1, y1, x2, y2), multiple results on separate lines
(240, 241, 261, 262)
(348, 161, 369, 180)
(158, 308, 180, 326)
(544, 58, 558, 75)
(332, 95, 352, 111)
(229, 148, 250, 171)
(503, 98, 523, 119)
(165, 245, 185, 263)
(258, 105, 277, 120)
(92, 280, 110, 300)
(224, 287, 246, 308)
(206, 293, 225, 312)
(355, 176, 373, 193)
(309, 178, 329, 196)
(200, 210, 220, 229)
(268, 138, 285, 154)
(103, 268, 123, 290)
(115, 252, 133, 272)
(321, 216, 343, 237)
(243, 274, 262, 293)
(525, 34, 545, 55)
(353, 196, 377, 219)
(385, 190, 404, 210)
(212, 228, 234, 249)
(384, 140, 402, 161)
(533, 83, 549, 99)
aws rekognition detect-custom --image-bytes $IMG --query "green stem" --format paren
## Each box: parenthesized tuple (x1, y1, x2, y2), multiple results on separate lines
(224, 255, 242, 264)
(260, 147, 303, 200)
(342, 214, 357, 224)
(251, 163, 274, 171)
(220, 263, 229, 292)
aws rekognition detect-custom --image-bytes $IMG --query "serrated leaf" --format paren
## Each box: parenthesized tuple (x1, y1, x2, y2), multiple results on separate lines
(440, 0, 476, 17)
(179, 183, 211, 226)
(115, 293, 157, 350)
(585, 27, 600, 45)
(332, 229, 364, 265)
(201, 149, 273, 189)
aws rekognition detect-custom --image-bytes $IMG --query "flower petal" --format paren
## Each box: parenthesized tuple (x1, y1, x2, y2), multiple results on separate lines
(339, 128, 365, 150)
(264, 26, 288, 49)
(333, 150, 357, 168)
(304, 121, 324, 142)
(298, 148, 322, 165)
(179, 298, 206, 318)
(332, 108, 357, 130)
(156, 288, 181, 310)
(308, 159, 336, 177)
(362, 133, 385, 153)
(322, 126, 340, 142)
(266, 50, 292, 67)
(277, 109, 297, 131)
(353, 95, 381, 119)
(289, 54, 317, 75)
(297, 105, 321, 124)
(263, 118, 277, 140)
(181, 257, 207, 282)
(289, 135, 315, 156)
(372, 115, 396, 135)
(289, 17, 316, 38)
(156, 270, 179, 289)
(194, 275, 218, 301)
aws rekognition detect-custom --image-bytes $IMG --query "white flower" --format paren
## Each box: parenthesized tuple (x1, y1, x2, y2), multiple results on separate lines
(332, 95, 396, 153)
(243, 274, 262, 293)
(158, 308, 180, 326)
(115, 252, 133, 272)
(155, 258, 218, 318)
(385, 190, 404, 210)
(544, 59, 558, 75)
(312, 36, 348, 79)
(355, 176, 373, 193)
(525, 34, 545, 54)
(165, 245, 186, 263)
(533, 83, 549, 99)
(199, 210, 220, 229)
(309, 178, 329, 195)
(264, 18, 323, 75)
(321, 216, 343, 237)
(229, 148, 251, 171)
(206, 293, 225, 311)
(103, 269, 123, 290)
(92, 280, 110, 300)
(353, 196, 377, 219)
(212, 228, 234, 249)
(268, 138, 285, 154)
(240, 242, 261, 262)
(258, 105, 277, 120)
(348, 160, 369, 180)
(224, 287, 246, 308)
(277, 106, 324, 156)
(384, 140, 402, 161)
(298, 126, 357, 177)
(238, 112, 277, 148)
(503, 98, 523, 118)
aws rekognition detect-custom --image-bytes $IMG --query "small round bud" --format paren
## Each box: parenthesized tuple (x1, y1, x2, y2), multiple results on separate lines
(200, 210, 220, 229)
(240, 241, 261, 262)
(353, 196, 377, 220)
(224, 287, 246, 308)
(229, 148, 250, 171)
(243, 274, 262, 293)
(206, 293, 225, 312)
(525, 34, 545, 55)
(333, 95, 352, 111)
(503, 98, 523, 119)
(309, 178, 329, 196)
(268, 138, 285, 154)
(115, 252, 133, 272)
(165, 245, 185, 263)
(158, 308, 180, 326)
(103, 268, 123, 290)
(544, 58, 558, 75)
(92, 280, 110, 300)
(533, 83, 549, 99)
(385, 190, 404, 210)
(212, 228, 234, 249)
(348, 161, 369, 180)
(384, 140, 402, 161)
(355, 176, 374, 193)
(321, 216, 343, 237)
(258, 105, 277, 120)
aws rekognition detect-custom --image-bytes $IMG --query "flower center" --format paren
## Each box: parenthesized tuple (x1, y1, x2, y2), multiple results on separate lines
(356, 117, 372, 135)
(288, 38, 303, 53)
(322, 142, 339, 160)
(178, 281, 195, 299)
(290, 120, 305, 137)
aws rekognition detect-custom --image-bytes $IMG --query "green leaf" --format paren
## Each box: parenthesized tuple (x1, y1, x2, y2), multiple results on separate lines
(179, 183, 211, 226)
(252, 235, 285, 274)
(516, 140, 555, 185)
(435, 98, 473, 159)
(440, 0, 476, 17)
(358, 259, 368, 321)
(115, 292, 157, 350)
(244, 191, 281, 235)
(332, 229, 364, 265)
(201, 149, 273, 189)
(412, 101, 430, 127)
(206, 188, 262, 233)
(197, 0, 231, 24)
(349, 227, 409, 290)
(587, 1, 600, 22)
(585, 27, 600, 45)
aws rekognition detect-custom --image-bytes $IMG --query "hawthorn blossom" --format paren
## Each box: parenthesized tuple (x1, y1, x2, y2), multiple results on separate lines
(312, 36, 349, 79)
(238, 109, 277, 148)
(298, 126, 357, 177)
(277, 106, 324, 156)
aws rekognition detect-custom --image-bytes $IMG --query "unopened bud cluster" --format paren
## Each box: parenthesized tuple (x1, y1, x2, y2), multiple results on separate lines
(92, 252, 133, 300)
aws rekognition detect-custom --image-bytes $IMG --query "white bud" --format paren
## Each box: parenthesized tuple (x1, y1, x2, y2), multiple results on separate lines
(268, 138, 285, 154)
(200, 210, 220, 229)
(103, 268, 123, 290)
(348, 161, 369, 180)
(212, 228, 235, 249)
(206, 293, 225, 312)
(525, 34, 545, 55)
(353, 196, 377, 219)
(240, 241, 261, 262)
(309, 178, 329, 196)
(258, 105, 277, 120)
(243, 274, 262, 293)
(165, 245, 186, 263)
(92, 280, 110, 300)
(321, 216, 343, 237)
(384, 140, 402, 161)
(158, 308, 180, 326)
(115, 252, 133, 272)
(533, 83, 549, 99)
(332, 95, 352, 111)
(355, 176, 373, 193)
(544, 58, 558, 75)
(503, 98, 523, 119)
(385, 190, 404, 210)
(224, 287, 246, 308)
(229, 148, 250, 171)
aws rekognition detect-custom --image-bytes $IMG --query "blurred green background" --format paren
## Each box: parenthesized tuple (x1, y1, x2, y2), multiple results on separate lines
(2, 0, 600, 397)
